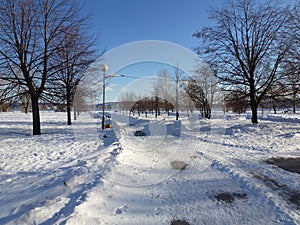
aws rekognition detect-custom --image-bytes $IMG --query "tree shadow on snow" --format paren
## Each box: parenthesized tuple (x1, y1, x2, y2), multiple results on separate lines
(0, 159, 90, 224)
(101, 128, 118, 148)
(259, 115, 300, 123)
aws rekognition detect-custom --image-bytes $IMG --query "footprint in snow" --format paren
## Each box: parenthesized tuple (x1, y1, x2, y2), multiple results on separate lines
(114, 205, 128, 214)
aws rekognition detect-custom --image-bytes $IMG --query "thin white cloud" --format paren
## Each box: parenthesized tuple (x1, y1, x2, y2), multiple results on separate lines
(106, 83, 118, 92)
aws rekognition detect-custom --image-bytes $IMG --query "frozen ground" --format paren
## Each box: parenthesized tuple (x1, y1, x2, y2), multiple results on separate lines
(0, 111, 300, 224)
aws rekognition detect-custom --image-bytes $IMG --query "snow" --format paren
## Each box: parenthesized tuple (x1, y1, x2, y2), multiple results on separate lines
(0, 110, 300, 224)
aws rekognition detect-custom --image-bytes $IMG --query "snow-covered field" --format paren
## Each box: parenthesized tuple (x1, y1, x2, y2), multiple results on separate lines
(0, 110, 300, 224)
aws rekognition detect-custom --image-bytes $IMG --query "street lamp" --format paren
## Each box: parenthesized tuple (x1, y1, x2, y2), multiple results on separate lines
(101, 64, 108, 130)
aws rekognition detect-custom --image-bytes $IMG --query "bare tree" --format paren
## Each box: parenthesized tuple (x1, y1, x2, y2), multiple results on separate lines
(264, 81, 288, 113)
(225, 90, 248, 114)
(283, 2, 300, 113)
(155, 67, 184, 120)
(179, 89, 194, 117)
(155, 70, 173, 116)
(19, 90, 31, 113)
(184, 77, 211, 119)
(0, 78, 16, 111)
(51, 26, 96, 125)
(73, 84, 89, 118)
(193, 63, 220, 116)
(118, 91, 137, 114)
(0, 0, 89, 135)
(194, 0, 290, 123)
(173, 67, 183, 120)
(287, 63, 300, 113)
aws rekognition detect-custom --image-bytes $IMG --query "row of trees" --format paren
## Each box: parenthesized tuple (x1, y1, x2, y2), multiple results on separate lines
(2, 0, 299, 136)
(194, 0, 300, 123)
(118, 66, 219, 120)
(0, 0, 97, 134)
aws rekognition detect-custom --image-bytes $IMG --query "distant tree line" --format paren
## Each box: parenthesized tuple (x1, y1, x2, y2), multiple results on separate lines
(0, 0, 97, 134)
(118, 66, 219, 120)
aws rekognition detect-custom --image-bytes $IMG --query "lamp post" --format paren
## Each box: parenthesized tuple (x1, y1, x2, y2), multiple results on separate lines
(101, 64, 108, 130)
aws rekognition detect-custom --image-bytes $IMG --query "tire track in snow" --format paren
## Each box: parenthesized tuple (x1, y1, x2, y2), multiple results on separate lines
(182, 122, 299, 224)
(194, 142, 299, 224)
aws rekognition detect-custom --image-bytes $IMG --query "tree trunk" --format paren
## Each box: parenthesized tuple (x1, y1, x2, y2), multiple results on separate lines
(31, 96, 41, 135)
(205, 107, 211, 119)
(272, 103, 277, 114)
(67, 103, 72, 125)
(73, 104, 77, 120)
(293, 92, 297, 113)
(67, 92, 72, 125)
(204, 100, 211, 119)
(24, 104, 28, 114)
(155, 97, 158, 118)
(250, 103, 258, 123)
(250, 81, 258, 123)
(175, 71, 179, 120)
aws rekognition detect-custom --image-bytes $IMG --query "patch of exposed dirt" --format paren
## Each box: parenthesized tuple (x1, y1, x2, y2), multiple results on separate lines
(265, 157, 300, 174)
(287, 191, 300, 210)
(252, 172, 300, 209)
(170, 219, 190, 225)
(214, 192, 247, 204)
(252, 173, 287, 190)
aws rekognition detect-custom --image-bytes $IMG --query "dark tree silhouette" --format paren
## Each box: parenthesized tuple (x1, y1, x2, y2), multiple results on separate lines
(184, 78, 211, 119)
(284, 2, 300, 113)
(194, 0, 290, 123)
(0, 0, 92, 134)
(51, 27, 96, 125)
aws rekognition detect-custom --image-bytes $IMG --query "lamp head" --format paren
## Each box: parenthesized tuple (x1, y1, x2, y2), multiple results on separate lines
(101, 64, 108, 72)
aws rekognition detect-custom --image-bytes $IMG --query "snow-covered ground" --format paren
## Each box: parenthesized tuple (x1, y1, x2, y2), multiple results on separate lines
(0, 110, 300, 224)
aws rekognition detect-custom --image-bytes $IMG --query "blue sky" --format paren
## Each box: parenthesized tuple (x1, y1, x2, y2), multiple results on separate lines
(83, 0, 224, 51)
(82, 0, 225, 102)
